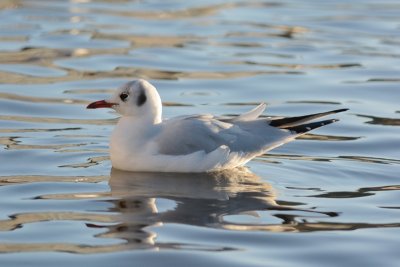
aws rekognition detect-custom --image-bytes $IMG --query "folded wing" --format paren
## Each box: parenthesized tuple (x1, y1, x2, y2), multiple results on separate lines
(155, 105, 347, 157)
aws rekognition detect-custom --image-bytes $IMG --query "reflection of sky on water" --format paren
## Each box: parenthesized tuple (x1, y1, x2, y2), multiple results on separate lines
(2, 168, 398, 254)
(0, 0, 399, 266)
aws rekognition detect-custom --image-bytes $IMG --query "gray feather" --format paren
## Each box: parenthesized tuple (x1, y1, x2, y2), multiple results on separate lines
(156, 115, 289, 156)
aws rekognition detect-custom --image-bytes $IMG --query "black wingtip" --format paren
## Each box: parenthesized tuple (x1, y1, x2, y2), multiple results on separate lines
(269, 108, 348, 128)
(287, 119, 339, 134)
(332, 108, 349, 113)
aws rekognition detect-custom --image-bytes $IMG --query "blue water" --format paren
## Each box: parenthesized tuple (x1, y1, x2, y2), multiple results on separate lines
(0, 1, 399, 266)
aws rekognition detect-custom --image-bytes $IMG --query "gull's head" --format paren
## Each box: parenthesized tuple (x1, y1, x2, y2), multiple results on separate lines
(87, 79, 162, 123)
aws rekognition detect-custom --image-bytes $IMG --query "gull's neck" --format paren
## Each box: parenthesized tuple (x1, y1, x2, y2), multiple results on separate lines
(117, 114, 160, 133)
(111, 115, 161, 156)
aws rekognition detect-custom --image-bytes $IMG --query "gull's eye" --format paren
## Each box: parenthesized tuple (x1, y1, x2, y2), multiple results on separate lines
(120, 93, 128, 101)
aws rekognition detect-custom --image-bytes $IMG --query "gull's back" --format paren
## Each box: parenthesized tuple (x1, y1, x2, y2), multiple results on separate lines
(155, 114, 292, 157)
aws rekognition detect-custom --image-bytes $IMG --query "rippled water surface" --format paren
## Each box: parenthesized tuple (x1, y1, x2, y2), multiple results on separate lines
(1, 1, 400, 266)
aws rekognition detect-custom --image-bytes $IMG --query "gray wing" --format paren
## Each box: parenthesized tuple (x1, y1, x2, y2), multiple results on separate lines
(155, 114, 290, 156)
(155, 104, 348, 156)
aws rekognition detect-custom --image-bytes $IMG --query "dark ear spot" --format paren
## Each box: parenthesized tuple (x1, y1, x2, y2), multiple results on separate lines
(137, 90, 147, 106)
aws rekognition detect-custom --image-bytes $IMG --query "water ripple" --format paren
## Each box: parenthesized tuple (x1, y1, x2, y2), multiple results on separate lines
(0, 0, 399, 265)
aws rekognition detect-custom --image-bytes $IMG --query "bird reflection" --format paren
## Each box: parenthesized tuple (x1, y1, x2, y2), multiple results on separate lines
(90, 167, 335, 249)
(109, 166, 277, 223)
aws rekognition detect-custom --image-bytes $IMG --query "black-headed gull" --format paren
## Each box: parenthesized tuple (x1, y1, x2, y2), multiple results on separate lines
(87, 79, 347, 172)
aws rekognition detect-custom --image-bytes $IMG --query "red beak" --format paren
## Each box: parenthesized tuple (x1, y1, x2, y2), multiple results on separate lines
(86, 100, 116, 109)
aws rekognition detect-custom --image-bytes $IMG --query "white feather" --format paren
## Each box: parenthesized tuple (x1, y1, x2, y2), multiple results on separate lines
(233, 102, 267, 121)
(86, 80, 340, 173)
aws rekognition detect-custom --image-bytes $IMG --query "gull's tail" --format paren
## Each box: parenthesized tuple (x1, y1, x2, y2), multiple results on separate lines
(269, 108, 348, 129)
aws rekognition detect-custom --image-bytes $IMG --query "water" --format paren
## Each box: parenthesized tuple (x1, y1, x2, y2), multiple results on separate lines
(1, 0, 399, 266)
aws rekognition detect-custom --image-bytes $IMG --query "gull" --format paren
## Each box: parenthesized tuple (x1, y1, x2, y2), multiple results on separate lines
(87, 79, 347, 173)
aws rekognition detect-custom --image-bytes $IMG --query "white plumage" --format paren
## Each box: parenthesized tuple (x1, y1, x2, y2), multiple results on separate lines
(87, 79, 347, 173)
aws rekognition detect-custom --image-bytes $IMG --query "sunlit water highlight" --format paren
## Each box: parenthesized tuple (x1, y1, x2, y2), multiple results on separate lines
(0, 1, 399, 266)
